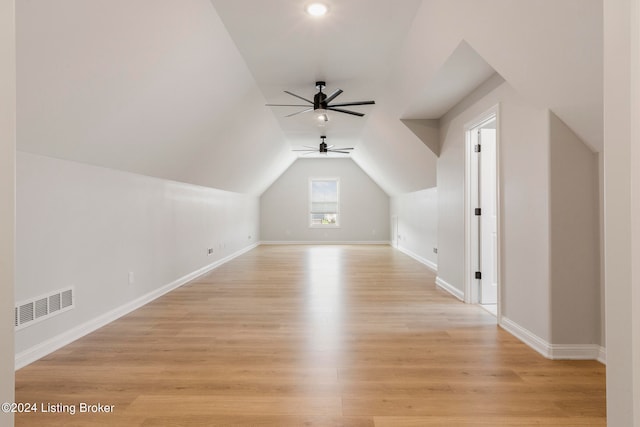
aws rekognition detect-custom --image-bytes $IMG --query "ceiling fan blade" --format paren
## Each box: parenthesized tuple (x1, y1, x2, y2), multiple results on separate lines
(302, 151, 317, 156)
(285, 108, 314, 117)
(328, 100, 375, 107)
(303, 145, 318, 149)
(328, 150, 352, 154)
(327, 107, 365, 117)
(284, 91, 313, 104)
(331, 147, 354, 151)
(292, 149, 316, 151)
(266, 104, 312, 107)
(324, 89, 343, 104)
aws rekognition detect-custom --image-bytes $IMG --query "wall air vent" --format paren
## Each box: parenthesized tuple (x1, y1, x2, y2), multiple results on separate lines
(15, 287, 75, 330)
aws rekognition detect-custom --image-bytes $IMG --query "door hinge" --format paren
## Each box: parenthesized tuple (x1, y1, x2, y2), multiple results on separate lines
(475, 208, 482, 216)
(474, 144, 481, 153)
(475, 271, 482, 280)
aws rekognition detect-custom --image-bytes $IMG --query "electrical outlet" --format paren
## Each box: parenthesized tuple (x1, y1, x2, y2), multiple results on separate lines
(433, 248, 438, 254)
(128, 272, 135, 285)
(248, 235, 252, 240)
(207, 248, 214, 255)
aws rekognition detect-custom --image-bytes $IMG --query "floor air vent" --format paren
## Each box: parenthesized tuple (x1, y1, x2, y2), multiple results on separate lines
(15, 287, 74, 330)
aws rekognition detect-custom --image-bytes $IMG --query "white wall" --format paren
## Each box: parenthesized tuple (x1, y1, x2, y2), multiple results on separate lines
(0, 0, 15, 424)
(604, 0, 640, 424)
(15, 151, 259, 363)
(260, 158, 390, 243)
(353, 103, 439, 196)
(633, 0, 640, 420)
(549, 112, 601, 345)
(390, 187, 438, 270)
(438, 74, 551, 341)
(438, 72, 603, 356)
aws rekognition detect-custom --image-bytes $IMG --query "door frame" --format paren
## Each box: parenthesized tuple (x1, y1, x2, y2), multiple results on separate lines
(464, 104, 501, 316)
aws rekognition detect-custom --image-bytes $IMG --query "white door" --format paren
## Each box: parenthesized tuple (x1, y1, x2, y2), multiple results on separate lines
(465, 107, 499, 310)
(391, 216, 398, 248)
(479, 126, 497, 304)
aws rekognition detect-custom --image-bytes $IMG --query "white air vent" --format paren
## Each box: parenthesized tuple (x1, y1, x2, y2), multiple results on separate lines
(19, 303, 34, 325)
(61, 289, 73, 308)
(49, 293, 61, 312)
(35, 298, 48, 319)
(15, 287, 74, 330)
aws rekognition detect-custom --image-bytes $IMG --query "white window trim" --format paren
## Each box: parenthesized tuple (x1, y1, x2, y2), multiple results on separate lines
(309, 177, 340, 228)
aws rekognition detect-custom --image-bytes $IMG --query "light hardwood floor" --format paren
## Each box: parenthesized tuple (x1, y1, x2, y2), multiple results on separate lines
(15, 245, 606, 426)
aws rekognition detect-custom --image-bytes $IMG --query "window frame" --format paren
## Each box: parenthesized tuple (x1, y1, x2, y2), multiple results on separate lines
(308, 177, 340, 228)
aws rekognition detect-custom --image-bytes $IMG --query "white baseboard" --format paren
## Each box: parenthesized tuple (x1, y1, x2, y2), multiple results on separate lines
(548, 344, 604, 360)
(500, 316, 605, 363)
(435, 277, 464, 301)
(396, 246, 438, 272)
(499, 316, 551, 358)
(260, 241, 391, 245)
(15, 243, 258, 370)
(598, 346, 607, 364)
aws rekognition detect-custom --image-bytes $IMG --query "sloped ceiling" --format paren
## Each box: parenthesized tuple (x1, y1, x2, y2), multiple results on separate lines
(388, 0, 603, 152)
(17, 0, 293, 195)
(401, 41, 497, 120)
(16, 0, 603, 197)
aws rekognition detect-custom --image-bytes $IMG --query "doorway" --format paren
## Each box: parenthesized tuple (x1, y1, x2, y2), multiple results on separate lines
(465, 106, 499, 316)
(391, 215, 398, 248)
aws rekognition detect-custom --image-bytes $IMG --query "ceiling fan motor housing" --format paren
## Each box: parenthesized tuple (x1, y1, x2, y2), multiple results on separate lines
(319, 135, 328, 152)
(314, 81, 327, 110)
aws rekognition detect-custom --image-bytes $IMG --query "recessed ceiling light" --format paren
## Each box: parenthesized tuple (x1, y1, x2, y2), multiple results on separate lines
(306, 3, 328, 17)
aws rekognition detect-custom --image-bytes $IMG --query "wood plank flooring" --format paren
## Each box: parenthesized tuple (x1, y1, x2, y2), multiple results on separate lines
(14, 245, 606, 426)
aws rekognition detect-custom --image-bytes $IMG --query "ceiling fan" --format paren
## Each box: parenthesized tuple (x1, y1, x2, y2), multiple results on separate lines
(293, 136, 354, 155)
(266, 81, 375, 121)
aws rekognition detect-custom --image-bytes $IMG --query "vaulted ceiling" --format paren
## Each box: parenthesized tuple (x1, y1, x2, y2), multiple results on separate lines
(16, 0, 602, 196)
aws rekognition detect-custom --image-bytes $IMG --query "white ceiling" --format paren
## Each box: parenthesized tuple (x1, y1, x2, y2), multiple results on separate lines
(16, 0, 603, 196)
(210, 0, 422, 149)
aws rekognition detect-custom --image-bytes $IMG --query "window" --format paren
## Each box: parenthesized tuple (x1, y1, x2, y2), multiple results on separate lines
(309, 178, 339, 227)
